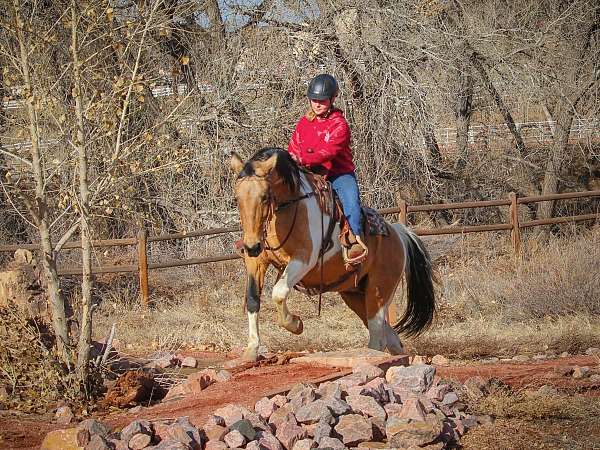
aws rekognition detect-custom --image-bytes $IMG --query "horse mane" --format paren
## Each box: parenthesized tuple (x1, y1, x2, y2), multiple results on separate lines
(239, 147, 302, 193)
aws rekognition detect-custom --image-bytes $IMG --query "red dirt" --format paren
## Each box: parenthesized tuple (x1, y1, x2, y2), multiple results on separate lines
(1, 355, 598, 450)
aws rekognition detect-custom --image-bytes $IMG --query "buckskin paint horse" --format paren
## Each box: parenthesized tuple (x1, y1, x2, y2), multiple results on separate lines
(230, 147, 435, 361)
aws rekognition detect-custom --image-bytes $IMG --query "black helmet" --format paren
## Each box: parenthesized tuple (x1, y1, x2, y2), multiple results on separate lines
(307, 74, 338, 100)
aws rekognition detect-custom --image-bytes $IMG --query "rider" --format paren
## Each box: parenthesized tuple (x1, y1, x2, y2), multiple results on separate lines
(287, 73, 368, 264)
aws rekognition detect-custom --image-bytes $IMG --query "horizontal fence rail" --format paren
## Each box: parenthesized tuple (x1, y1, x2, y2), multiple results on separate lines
(1, 190, 598, 306)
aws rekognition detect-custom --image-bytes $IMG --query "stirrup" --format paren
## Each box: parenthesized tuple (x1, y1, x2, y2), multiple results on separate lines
(342, 235, 368, 269)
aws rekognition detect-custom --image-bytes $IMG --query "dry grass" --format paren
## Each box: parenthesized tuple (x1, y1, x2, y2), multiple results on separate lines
(92, 228, 600, 358)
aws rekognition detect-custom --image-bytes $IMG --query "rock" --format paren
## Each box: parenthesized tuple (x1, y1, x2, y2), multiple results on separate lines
(532, 354, 547, 361)
(346, 395, 386, 420)
(585, 347, 600, 355)
(292, 438, 317, 450)
(462, 377, 487, 401)
(357, 441, 390, 448)
(224, 429, 246, 448)
(312, 419, 332, 443)
(229, 419, 257, 441)
(426, 383, 451, 402)
(242, 410, 271, 432)
(204, 441, 228, 450)
(441, 392, 459, 407)
(287, 383, 317, 400)
(431, 355, 448, 366)
(103, 371, 158, 407)
(181, 357, 197, 368)
(216, 370, 232, 382)
(129, 433, 152, 449)
(55, 405, 75, 425)
(78, 419, 111, 437)
(536, 385, 559, 396)
(386, 364, 436, 394)
(334, 414, 373, 446)
(370, 416, 386, 441)
(254, 397, 279, 420)
(120, 419, 153, 442)
(40, 428, 82, 450)
(272, 394, 289, 407)
(590, 374, 600, 383)
(213, 404, 245, 426)
(560, 351, 571, 358)
(395, 398, 427, 422)
(360, 378, 389, 404)
(289, 386, 317, 413)
(316, 382, 343, 400)
(257, 430, 285, 450)
(317, 436, 345, 450)
(149, 440, 193, 449)
(275, 419, 307, 450)
(512, 355, 529, 362)
(352, 363, 384, 380)
(203, 424, 227, 442)
(269, 403, 296, 429)
(482, 357, 499, 364)
(384, 403, 404, 417)
(295, 400, 334, 424)
(553, 366, 574, 376)
(337, 373, 368, 391)
(411, 355, 428, 365)
(321, 397, 351, 416)
(205, 415, 226, 427)
(572, 366, 591, 379)
(85, 434, 112, 450)
(246, 441, 261, 450)
(163, 418, 203, 449)
(108, 439, 129, 450)
(387, 417, 444, 448)
(150, 354, 177, 369)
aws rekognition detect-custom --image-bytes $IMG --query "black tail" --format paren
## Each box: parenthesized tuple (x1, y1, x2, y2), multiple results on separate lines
(393, 225, 436, 337)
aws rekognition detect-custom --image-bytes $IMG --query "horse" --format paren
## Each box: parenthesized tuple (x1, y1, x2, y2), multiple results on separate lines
(230, 147, 436, 362)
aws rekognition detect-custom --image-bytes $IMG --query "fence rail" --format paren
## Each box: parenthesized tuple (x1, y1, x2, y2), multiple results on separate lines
(1, 190, 598, 306)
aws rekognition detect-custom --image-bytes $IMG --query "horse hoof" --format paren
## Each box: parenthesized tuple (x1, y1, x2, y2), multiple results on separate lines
(242, 348, 259, 362)
(289, 315, 304, 335)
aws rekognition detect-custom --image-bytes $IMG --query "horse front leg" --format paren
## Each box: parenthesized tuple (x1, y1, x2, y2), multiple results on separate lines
(272, 259, 314, 335)
(242, 255, 268, 361)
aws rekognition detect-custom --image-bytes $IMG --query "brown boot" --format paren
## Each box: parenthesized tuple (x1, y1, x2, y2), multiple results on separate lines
(343, 234, 368, 266)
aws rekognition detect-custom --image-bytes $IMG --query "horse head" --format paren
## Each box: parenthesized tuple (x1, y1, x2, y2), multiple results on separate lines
(230, 147, 302, 257)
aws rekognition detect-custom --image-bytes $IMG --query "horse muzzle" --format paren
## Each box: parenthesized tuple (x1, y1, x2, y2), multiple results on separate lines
(244, 242, 263, 257)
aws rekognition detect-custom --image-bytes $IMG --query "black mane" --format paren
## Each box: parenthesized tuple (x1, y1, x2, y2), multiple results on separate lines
(238, 147, 302, 193)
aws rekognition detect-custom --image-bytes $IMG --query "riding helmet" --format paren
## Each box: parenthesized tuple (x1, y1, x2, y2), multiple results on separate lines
(307, 74, 339, 100)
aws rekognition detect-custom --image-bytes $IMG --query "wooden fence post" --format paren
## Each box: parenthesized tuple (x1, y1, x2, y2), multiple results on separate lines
(397, 196, 408, 226)
(137, 228, 149, 306)
(509, 192, 521, 256)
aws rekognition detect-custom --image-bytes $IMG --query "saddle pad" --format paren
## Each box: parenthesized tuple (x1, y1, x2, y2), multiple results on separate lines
(363, 207, 389, 236)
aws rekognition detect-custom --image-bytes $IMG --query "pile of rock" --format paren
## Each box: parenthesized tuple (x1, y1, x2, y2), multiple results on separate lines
(46, 363, 493, 450)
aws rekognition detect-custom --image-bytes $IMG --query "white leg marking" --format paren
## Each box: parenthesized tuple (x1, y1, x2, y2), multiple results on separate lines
(367, 306, 386, 351)
(243, 311, 260, 360)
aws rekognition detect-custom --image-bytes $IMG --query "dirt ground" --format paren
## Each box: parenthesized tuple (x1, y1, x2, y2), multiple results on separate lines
(0, 355, 598, 450)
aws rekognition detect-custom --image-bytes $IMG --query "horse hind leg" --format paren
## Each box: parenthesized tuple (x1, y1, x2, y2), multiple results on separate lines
(384, 319, 404, 355)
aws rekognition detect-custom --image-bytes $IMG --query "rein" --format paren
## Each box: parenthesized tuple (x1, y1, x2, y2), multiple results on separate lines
(263, 191, 316, 252)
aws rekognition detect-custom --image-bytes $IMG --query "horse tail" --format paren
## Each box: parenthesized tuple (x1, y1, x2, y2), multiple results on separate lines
(392, 224, 436, 337)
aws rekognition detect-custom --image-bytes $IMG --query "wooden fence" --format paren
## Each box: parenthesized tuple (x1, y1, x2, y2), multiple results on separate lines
(1, 190, 598, 311)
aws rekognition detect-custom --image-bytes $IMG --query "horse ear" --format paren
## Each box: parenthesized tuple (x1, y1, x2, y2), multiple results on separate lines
(229, 152, 244, 173)
(253, 153, 278, 177)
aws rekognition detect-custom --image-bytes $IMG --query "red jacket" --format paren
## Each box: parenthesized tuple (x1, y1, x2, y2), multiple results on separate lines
(288, 109, 355, 178)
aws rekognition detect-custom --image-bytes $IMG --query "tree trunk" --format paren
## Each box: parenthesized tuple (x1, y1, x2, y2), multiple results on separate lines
(537, 99, 575, 219)
(12, 0, 71, 365)
(454, 61, 473, 172)
(71, 0, 93, 385)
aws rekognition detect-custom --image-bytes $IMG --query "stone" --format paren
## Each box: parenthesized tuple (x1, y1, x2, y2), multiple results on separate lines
(462, 377, 487, 400)
(40, 428, 82, 450)
(441, 392, 459, 407)
(269, 403, 296, 429)
(317, 436, 345, 450)
(120, 419, 153, 442)
(290, 348, 405, 368)
(532, 354, 547, 361)
(360, 378, 389, 404)
(78, 419, 111, 437)
(257, 430, 285, 450)
(536, 385, 559, 396)
(572, 366, 591, 379)
(585, 347, 600, 355)
(108, 439, 129, 450)
(352, 363, 384, 380)
(213, 404, 244, 426)
(129, 433, 152, 449)
(426, 383, 451, 402)
(204, 424, 227, 442)
(384, 403, 404, 417)
(334, 414, 373, 446)
(150, 354, 177, 369)
(346, 395, 386, 420)
(296, 400, 334, 424)
(357, 442, 389, 448)
(275, 420, 307, 450)
(246, 441, 261, 450)
(387, 417, 444, 448)
(229, 419, 257, 441)
(205, 415, 226, 427)
(55, 405, 75, 425)
(163, 418, 203, 450)
(370, 416, 386, 441)
(483, 357, 499, 364)
(431, 355, 448, 366)
(386, 365, 436, 394)
(560, 351, 571, 358)
(272, 394, 289, 407)
(512, 355, 530, 362)
(553, 366, 574, 376)
(395, 398, 427, 422)
(181, 357, 197, 368)
(290, 387, 317, 414)
(316, 382, 343, 400)
(243, 410, 271, 432)
(312, 419, 332, 443)
(337, 373, 368, 391)
(411, 355, 428, 365)
(590, 374, 600, 383)
(204, 441, 228, 450)
(85, 434, 112, 450)
(256, 397, 278, 420)
(321, 397, 351, 416)
(224, 430, 246, 448)
(288, 383, 318, 400)
(293, 438, 317, 450)
(216, 370, 232, 382)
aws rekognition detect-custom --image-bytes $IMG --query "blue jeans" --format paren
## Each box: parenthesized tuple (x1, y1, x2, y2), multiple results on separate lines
(330, 172, 363, 236)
